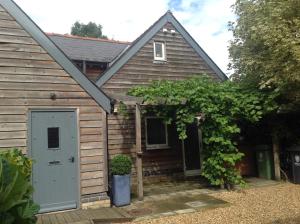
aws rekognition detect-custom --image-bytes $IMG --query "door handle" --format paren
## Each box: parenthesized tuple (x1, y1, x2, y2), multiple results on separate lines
(69, 156, 75, 163)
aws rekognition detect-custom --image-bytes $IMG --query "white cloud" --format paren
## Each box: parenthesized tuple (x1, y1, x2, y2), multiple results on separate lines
(14, 0, 235, 75)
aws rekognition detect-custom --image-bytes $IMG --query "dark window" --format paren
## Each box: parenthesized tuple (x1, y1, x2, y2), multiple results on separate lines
(48, 127, 59, 149)
(146, 117, 168, 149)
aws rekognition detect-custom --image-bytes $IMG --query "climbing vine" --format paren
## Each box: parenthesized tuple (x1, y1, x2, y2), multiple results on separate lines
(128, 76, 277, 188)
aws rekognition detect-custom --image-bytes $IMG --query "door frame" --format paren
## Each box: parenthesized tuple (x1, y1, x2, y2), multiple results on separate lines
(181, 126, 203, 177)
(27, 108, 81, 211)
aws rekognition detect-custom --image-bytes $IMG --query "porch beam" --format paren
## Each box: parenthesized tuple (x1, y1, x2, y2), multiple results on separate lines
(135, 104, 144, 200)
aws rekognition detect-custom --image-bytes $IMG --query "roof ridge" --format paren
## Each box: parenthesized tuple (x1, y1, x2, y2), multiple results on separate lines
(46, 32, 131, 44)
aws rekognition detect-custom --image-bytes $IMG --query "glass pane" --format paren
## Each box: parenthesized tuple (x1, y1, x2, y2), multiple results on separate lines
(155, 43, 163, 58)
(147, 118, 166, 145)
(48, 127, 59, 149)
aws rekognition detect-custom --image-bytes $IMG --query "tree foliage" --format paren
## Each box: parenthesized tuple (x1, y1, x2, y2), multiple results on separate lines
(71, 21, 107, 39)
(229, 0, 300, 110)
(129, 77, 277, 187)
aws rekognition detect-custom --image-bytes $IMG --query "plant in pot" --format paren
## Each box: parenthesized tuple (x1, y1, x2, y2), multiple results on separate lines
(110, 155, 132, 207)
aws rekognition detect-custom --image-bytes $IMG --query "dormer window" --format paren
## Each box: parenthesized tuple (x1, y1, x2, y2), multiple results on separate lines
(153, 41, 166, 61)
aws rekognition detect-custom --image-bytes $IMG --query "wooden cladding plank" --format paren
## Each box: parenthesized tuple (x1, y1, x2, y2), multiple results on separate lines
(81, 142, 102, 150)
(0, 58, 60, 69)
(0, 90, 90, 99)
(107, 123, 135, 130)
(0, 19, 22, 29)
(0, 114, 26, 122)
(108, 134, 134, 140)
(0, 11, 14, 21)
(0, 99, 98, 106)
(80, 134, 102, 143)
(79, 113, 102, 121)
(0, 131, 26, 140)
(0, 106, 26, 115)
(0, 123, 26, 131)
(81, 163, 103, 172)
(0, 82, 83, 91)
(108, 129, 134, 135)
(80, 155, 103, 164)
(79, 107, 102, 114)
(0, 34, 36, 44)
(108, 149, 136, 156)
(0, 138, 26, 147)
(80, 120, 102, 128)
(80, 127, 101, 135)
(0, 51, 53, 61)
(108, 119, 135, 125)
(0, 74, 77, 84)
(81, 148, 104, 157)
(0, 43, 44, 53)
(121, 64, 209, 74)
(81, 178, 104, 188)
(81, 171, 103, 180)
(0, 67, 66, 76)
(0, 27, 30, 37)
(81, 185, 105, 195)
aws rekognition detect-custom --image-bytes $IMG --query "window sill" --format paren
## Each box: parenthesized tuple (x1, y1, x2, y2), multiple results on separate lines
(153, 60, 167, 64)
(146, 145, 171, 150)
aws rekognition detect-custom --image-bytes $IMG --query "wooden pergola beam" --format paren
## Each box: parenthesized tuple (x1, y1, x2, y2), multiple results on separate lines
(135, 104, 144, 200)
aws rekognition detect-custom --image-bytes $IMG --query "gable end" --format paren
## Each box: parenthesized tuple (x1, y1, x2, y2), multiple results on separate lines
(96, 11, 227, 87)
(0, 0, 112, 112)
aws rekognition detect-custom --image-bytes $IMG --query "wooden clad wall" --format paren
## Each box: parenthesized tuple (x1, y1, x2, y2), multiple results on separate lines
(86, 67, 105, 82)
(107, 106, 183, 182)
(103, 22, 221, 182)
(0, 6, 106, 199)
(102, 23, 220, 94)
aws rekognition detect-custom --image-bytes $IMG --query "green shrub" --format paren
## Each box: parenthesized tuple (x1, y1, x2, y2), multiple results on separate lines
(0, 149, 39, 224)
(110, 155, 132, 175)
(1, 148, 33, 180)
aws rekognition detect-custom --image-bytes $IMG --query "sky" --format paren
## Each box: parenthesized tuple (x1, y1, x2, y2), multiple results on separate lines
(14, 0, 236, 76)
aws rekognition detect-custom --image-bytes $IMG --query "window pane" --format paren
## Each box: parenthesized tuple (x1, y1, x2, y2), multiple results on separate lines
(147, 118, 166, 145)
(155, 43, 163, 58)
(48, 127, 59, 148)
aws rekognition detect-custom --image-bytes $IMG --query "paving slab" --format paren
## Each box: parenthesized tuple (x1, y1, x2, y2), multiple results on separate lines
(125, 193, 227, 221)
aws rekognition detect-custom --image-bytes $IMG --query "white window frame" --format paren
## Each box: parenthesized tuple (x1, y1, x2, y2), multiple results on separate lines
(153, 41, 166, 61)
(145, 116, 169, 150)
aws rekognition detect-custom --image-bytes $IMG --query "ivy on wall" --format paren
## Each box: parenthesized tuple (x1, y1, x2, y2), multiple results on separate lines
(128, 76, 277, 188)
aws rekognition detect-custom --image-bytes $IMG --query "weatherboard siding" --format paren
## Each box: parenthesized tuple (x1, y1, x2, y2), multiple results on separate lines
(102, 23, 220, 94)
(103, 23, 221, 182)
(0, 6, 106, 199)
(107, 106, 183, 183)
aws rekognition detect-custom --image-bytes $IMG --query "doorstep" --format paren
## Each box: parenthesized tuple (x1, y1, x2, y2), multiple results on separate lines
(36, 207, 133, 224)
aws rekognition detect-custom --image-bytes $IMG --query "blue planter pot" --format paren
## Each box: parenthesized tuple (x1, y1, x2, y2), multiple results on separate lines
(112, 174, 131, 206)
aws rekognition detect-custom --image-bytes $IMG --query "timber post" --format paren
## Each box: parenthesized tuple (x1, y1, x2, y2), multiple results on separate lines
(101, 108, 109, 191)
(272, 130, 281, 180)
(135, 103, 144, 200)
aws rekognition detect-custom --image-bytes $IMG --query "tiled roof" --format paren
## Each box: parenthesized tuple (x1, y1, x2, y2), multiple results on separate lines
(47, 33, 130, 63)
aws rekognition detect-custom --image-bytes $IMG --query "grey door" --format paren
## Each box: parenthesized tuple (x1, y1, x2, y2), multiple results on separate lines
(183, 123, 201, 176)
(30, 111, 78, 213)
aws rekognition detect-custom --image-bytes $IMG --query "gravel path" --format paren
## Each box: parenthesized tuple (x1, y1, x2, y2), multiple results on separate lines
(132, 183, 300, 224)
